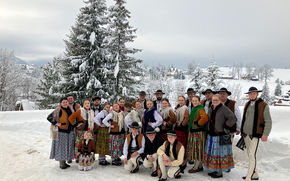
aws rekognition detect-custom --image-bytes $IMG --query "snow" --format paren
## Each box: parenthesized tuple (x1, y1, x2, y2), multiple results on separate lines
(0, 107, 290, 181)
(90, 31, 95, 46)
(114, 57, 119, 78)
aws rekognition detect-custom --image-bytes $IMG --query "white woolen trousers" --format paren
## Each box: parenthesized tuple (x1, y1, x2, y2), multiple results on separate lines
(143, 153, 158, 170)
(244, 135, 260, 181)
(158, 155, 180, 179)
(124, 154, 140, 172)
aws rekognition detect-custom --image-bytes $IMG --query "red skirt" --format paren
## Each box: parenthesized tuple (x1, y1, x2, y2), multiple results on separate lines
(175, 130, 188, 148)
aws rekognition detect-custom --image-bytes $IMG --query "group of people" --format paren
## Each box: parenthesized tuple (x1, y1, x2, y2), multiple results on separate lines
(47, 86, 272, 181)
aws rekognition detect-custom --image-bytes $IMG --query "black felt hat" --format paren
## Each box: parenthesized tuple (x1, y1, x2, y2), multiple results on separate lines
(146, 126, 156, 134)
(155, 90, 165, 94)
(217, 88, 232, 96)
(245, 87, 262, 94)
(129, 122, 141, 129)
(166, 130, 177, 136)
(202, 89, 216, 95)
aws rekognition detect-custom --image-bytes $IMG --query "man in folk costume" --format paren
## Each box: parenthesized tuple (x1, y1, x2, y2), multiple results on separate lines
(157, 130, 185, 181)
(68, 99, 97, 162)
(133, 91, 147, 109)
(103, 103, 125, 166)
(124, 103, 142, 133)
(119, 97, 125, 112)
(91, 96, 103, 115)
(143, 126, 164, 177)
(153, 90, 165, 113)
(218, 88, 242, 134)
(123, 122, 145, 173)
(185, 88, 196, 114)
(201, 89, 215, 114)
(77, 128, 95, 171)
(93, 103, 111, 166)
(67, 94, 80, 113)
(241, 87, 272, 181)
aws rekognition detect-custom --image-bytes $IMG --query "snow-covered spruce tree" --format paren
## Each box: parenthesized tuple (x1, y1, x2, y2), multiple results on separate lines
(36, 57, 64, 109)
(261, 81, 272, 104)
(60, 0, 113, 103)
(190, 64, 204, 96)
(274, 82, 282, 96)
(107, 0, 143, 100)
(205, 57, 221, 90)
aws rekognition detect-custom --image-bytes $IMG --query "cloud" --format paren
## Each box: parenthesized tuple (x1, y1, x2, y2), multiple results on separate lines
(0, 0, 290, 67)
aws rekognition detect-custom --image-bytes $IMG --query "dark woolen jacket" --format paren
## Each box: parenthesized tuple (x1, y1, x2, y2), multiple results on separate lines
(144, 135, 164, 158)
(206, 104, 236, 136)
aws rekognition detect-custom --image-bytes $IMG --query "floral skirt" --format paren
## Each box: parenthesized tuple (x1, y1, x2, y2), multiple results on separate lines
(75, 130, 85, 158)
(96, 128, 110, 156)
(187, 131, 206, 161)
(50, 131, 75, 161)
(203, 135, 234, 172)
(109, 134, 125, 160)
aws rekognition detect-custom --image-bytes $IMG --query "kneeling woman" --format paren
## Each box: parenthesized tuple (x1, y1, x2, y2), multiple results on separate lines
(203, 94, 236, 178)
(48, 97, 75, 169)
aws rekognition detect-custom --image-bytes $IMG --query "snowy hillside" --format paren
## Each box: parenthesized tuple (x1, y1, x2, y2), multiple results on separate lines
(0, 108, 289, 181)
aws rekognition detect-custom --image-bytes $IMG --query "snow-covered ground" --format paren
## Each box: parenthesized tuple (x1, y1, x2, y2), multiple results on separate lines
(0, 108, 290, 181)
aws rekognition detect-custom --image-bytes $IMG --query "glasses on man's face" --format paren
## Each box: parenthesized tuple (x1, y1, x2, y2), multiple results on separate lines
(212, 99, 219, 101)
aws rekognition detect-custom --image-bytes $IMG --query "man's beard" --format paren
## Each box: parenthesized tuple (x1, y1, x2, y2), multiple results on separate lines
(157, 97, 162, 101)
(250, 98, 257, 101)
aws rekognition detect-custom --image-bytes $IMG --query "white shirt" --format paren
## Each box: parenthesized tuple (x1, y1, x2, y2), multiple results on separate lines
(102, 113, 114, 127)
(204, 100, 211, 114)
(94, 111, 108, 126)
(156, 101, 162, 113)
(234, 103, 242, 131)
(150, 110, 163, 128)
(123, 133, 145, 159)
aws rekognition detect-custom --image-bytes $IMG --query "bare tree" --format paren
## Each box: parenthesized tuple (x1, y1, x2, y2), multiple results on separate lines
(0, 49, 22, 111)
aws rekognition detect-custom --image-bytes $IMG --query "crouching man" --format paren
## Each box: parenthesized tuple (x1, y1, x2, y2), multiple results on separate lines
(157, 130, 185, 181)
(143, 126, 164, 177)
(123, 122, 145, 173)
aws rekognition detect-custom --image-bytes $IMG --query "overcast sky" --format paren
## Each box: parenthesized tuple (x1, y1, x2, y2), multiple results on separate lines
(1, 0, 290, 68)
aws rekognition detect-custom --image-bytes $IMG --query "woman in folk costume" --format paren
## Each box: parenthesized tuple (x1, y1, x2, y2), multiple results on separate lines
(183, 96, 208, 173)
(174, 96, 190, 148)
(47, 97, 75, 169)
(159, 98, 176, 140)
(203, 94, 236, 178)
(103, 103, 125, 166)
(134, 100, 145, 122)
(94, 102, 111, 166)
(77, 128, 96, 171)
(143, 99, 163, 134)
(69, 99, 97, 161)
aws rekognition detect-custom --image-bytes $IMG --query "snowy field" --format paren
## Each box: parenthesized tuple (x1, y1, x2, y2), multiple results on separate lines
(0, 108, 290, 181)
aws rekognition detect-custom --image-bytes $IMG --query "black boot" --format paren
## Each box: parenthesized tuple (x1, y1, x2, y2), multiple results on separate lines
(59, 161, 69, 169)
(112, 159, 122, 166)
(99, 160, 110, 166)
(210, 172, 223, 178)
(130, 166, 139, 173)
(151, 170, 158, 177)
